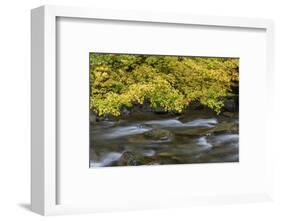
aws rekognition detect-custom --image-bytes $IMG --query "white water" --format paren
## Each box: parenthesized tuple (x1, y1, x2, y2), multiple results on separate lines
(102, 118, 218, 140)
(211, 134, 239, 147)
(145, 118, 218, 128)
(184, 118, 218, 127)
(145, 119, 184, 127)
(90, 152, 122, 167)
(105, 125, 152, 139)
(197, 136, 213, 150)
(143, 149, 156, 156)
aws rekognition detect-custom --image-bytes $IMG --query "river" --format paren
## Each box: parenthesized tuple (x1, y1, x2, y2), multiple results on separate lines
(90, 109, 239, 167)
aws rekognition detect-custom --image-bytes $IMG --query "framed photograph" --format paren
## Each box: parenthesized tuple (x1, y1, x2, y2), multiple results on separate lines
(31, 5, 274, 215)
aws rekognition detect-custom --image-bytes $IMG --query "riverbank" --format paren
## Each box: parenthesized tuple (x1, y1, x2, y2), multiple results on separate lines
(90, 95, 239, 124)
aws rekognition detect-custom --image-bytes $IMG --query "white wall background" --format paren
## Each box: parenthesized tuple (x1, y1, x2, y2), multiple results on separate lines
(0, 0, 280, 220)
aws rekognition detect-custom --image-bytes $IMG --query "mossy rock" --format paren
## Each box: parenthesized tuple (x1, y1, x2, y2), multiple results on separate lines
(174, 127, 211, 136)
(118, 151, 153, 166)
(210, 121, 238, 134)
(222, 111, 234, 118)
(143, 129, 174, 141)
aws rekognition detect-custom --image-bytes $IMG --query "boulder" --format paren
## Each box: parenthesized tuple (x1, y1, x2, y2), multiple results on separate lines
(120, 106, 131, 116)
(117, 151, 153, 166)
(209, 121, 238, 134)
(174, 127, 212, 136)
(223, 97, 238, 112)
(186, 101, 204, 110)
(143, 129, 174, 141)
(222, 111, 235, 118)
(118, 151, 138, 166)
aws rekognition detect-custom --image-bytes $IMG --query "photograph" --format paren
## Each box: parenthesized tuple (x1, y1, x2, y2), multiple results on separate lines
(89, 53, 239, 167)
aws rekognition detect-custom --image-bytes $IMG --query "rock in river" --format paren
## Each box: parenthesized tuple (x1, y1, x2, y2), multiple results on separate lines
(222, 111, 235, 118)
(143, 129, 174, 141)
(118, 151, 153, 166)
(209, 121, 238, 134)
(118, 151, 138, 166)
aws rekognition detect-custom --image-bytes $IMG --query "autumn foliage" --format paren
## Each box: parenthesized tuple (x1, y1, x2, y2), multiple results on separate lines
(90, 53, 239, 116)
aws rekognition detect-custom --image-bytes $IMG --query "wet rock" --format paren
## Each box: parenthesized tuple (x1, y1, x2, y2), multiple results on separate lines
(121, 106, 131, 116)
(208, 146, 238, 157)
(144, 129, 174, 141)
(95, 114, 107, 122)
(118, 151, 153, 166)
(173, 127, 211, 136)
(223, 97, 238, 112)
(131, 99, 152, 113)
(118, 151, 138, 166)
(209, 121, 238, 134)
(186, 101, 204, 110)
(222, 111, 235, 118)
(92, 112, 120, 124)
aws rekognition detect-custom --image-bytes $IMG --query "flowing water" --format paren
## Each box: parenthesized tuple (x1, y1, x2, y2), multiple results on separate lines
(90, 110, 239, 167)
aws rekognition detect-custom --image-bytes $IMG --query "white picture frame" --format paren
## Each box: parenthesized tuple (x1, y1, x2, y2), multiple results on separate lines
(31, 5, 274, 216)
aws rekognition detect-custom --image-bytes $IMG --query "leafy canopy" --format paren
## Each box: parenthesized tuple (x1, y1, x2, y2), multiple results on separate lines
(90, 53, 239, 116)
